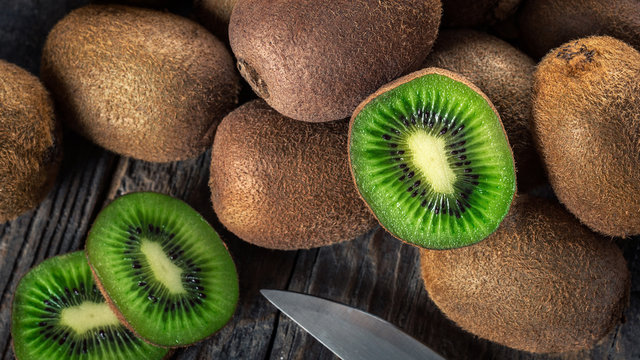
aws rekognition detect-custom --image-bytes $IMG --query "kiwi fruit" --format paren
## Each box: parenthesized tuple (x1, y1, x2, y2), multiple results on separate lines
(41, 5, 240, 162)
(518, 0, 640, 59)
(349, 68, 515, 249)
(532, 36, 640, 237)
(194, 0, 237, 41)
(86, 192, 239, 347)
(0, 60, 62, 223)
(229, 0, 441, 122)
(210, 99, 377, 250)
(420, 195, 630, 353)
(422, 30, 544, 191)
(441, 0, 520, 27)
(11, 251, 169, 359)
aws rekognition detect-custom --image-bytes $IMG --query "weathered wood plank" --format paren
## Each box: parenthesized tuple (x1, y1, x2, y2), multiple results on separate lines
(0, 0, 90, 74)
(0, 133, 117, 359)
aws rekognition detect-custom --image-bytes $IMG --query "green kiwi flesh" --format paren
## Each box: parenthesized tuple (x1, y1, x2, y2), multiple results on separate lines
(229, 0, 441, 122)
(531, 36, 640, 237)
(11, 251, 168, 360)
(210, 100, 377, 250)
(422, 30, 543, 191)
(41, 5, 240, 162)
(420, 195, 630, 353)
(0, 60, 62, 223)
(86, 192, 239, 347)
(349, 68, 515, 249)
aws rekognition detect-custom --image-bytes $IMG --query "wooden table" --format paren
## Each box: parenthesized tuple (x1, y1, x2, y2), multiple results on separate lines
(1, 2, 639, 359)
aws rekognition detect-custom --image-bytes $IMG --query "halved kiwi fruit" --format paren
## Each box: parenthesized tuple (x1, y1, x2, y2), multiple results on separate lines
(11, 251, 169, 360)
(86, 192, 239, 347)
(349, 68, 516, 249)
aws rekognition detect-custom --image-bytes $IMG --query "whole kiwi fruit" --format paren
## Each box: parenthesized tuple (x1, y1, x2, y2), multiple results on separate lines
(532, 36, 640, 237)
(210, 100, 377, 249)
(420, 195, 630, 353)
(422, 30, 544, 191)
(229, 0, 442, 122)
(41, 5, 240, 162)
(518, 0, 640, 59)
(194, 0, 238, 41)
(441, 0, 520, 27)
(0, 60, 62, 223)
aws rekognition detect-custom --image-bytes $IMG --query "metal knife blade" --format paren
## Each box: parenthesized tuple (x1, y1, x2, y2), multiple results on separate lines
(261, 289, 445, 360)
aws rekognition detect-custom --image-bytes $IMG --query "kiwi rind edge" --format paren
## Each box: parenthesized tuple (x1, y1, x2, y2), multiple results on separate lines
(347, 67, 516, 249)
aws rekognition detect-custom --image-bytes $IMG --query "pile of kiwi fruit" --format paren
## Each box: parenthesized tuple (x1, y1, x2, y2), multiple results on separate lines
(3, 0, 640, 357)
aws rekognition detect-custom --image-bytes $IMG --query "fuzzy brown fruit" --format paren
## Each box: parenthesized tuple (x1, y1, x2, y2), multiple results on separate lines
(532, 36, 640, 237)
(0, 60, 62, 223)
(420, 195, 630, 353)
(422, 30, 543, 191)
(229, 0, 441, 122)
(441, 0, 520, 27)
(210, 100, 377, 249)
(194, 0, 238, 41)
(41, 5, 240, 162)
(518, 0, 640, 59)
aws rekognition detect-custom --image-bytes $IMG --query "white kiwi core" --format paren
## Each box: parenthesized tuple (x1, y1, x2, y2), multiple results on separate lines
(408, 132, 457, 194)
(140, 239, 186, 294)
(59, 302, 120, 334)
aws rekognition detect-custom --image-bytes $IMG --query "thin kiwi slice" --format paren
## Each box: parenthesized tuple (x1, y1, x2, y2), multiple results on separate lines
(349, 68, 516, 249)
(86, 192, 239, 347)
(11, 251, 168, 360)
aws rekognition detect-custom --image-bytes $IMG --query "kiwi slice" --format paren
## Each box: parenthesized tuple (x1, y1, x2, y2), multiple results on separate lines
(86, 192, 239, 347)
(11, 251, 168, 360)
(349, 68, 516, 249)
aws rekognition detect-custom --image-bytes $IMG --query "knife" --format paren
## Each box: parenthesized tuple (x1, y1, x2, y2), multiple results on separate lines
(261, 289, 445, 360)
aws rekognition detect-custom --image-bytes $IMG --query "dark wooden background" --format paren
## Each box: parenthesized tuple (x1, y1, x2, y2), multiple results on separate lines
(1, 1, 639, 359)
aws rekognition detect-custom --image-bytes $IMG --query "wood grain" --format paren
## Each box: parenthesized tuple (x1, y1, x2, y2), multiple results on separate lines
(1, 1, 640, 359)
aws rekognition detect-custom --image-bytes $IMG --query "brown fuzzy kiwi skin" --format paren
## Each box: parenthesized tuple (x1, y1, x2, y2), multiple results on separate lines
(532, 36, 640, 237)
(229, 0, 441, 123)
(194, 0, 238, 41)
(518, 0, 640, 59)
(210, 100, 377, 250)
(441, 0, 520, 27)
(420, 195, 630, 354)
(0, 60, 62, 223)
(422, 30, 544, 191)
(41, 5, 240, 163)
(348, 67, 515, 249)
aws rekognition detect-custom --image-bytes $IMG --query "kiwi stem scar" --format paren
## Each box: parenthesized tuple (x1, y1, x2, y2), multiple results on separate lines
(59, 301, 120, 334)
(408, 131, 457, 194)
(140, 239, 187, 294)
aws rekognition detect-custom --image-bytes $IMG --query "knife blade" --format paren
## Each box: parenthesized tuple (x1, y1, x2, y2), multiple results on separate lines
(261, 289, 445, 360)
